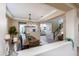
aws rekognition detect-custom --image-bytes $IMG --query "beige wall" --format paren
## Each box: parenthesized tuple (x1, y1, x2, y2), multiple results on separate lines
(7, 16, 19, 37)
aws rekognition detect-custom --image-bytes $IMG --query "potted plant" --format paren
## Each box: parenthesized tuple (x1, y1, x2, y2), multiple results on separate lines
(8, 26, 18, 43)
(65, 38, 74, 48)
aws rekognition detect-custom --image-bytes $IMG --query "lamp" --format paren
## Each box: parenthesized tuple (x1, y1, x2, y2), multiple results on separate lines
(5, 34, 18, 56)
(13, 37, 18, 43)
(61, 31, 63, 34)
(4, 34, 10, 56)
(4, 34, 10, 41)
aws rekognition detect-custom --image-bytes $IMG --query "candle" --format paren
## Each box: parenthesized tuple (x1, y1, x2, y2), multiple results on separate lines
(5, 34, 10, 41)
(13, 37, 18, 43)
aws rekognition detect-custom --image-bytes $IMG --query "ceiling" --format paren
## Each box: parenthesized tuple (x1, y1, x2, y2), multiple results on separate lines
(6, 3, 64, 22)
(47, 3, 73, 12)
(73, 3, 79, 8)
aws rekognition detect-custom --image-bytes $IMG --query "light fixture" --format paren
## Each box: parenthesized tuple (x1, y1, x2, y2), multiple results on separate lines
(29, 13, 31, 20)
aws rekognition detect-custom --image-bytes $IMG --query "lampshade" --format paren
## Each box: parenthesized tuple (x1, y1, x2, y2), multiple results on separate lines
(5, 34, 10, 40)
(61, 31, 63, 34)
(13, 37, 18, 43)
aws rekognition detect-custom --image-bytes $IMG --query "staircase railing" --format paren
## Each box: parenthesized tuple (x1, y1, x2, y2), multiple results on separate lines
(53, 23, 63, 40)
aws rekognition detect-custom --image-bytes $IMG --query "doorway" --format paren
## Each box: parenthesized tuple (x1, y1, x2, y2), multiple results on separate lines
(18, 22, 26, 50)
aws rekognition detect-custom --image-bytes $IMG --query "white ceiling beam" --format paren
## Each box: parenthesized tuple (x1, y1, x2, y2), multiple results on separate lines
(65, 3, 77, 9)
(6, 6, 14, 18)
(39, 10, 57, 21)
(47, 3, 76, 12)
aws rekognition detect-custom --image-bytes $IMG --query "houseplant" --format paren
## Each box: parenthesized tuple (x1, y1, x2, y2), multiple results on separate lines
(8, 26, 18, 55)
(65, 38, 74, 48)
(8, 26, 18, 43)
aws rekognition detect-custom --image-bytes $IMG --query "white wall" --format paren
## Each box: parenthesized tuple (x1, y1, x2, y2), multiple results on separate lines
(0, 4, 7, 55)
(65, 9, 77, 55)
